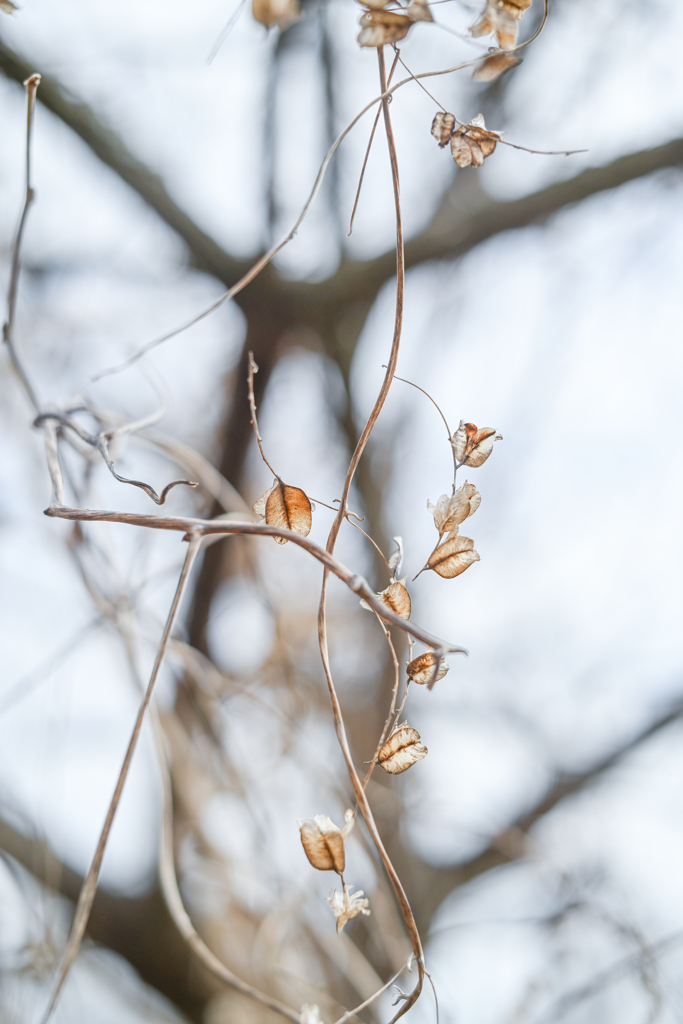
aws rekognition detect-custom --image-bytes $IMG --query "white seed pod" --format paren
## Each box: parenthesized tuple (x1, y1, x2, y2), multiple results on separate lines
(378, 722, 427, 774)
(427, 482, 480, 537)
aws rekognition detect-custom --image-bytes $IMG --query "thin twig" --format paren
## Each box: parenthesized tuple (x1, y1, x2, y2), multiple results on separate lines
(391, 374, 457, 489)
(362, 620, 401, 790)
(317, 47, 425, 1024)
(348, 50, 400, 237)
(332, 960, 412, 1024)
(44, 503, 465, 655)
(152, 710, 301, 1023)
(39, 532, 202, 1024)
(247, 352, 279, 478)
(207, 0, 250, 63)
(3, 72, 41, 412)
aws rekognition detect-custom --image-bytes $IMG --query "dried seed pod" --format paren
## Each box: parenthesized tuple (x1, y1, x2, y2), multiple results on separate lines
(379, 579, 411, 620)
(472, 51, 521, 82)
(253, 477, 313, 544)
(387, 536, 404, 579)
(357, 9, 412, 47)
(378, 722, 428, 774)
(407, 651, 449, 688)
(427, 530, 480, 579)
(427, 481, 481, 537)
(406, 0, 433, 22)
(450, 115, 500, 169)
(252, 0, 300, 29)
(431, 112, 456, 148)
(470, 0, 531, 50)
(0, 0, 18, 13)
(327, 885, 371, 934)
(299, 812, 353, 873)
(450, 420, 503, 467)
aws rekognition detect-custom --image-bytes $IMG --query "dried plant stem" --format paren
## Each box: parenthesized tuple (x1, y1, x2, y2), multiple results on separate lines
(152, 711, 301, 1024)
(317, 48, 424, 1024)
(348, 50, 400, 237)
(332, 959, 412, 1024)
(247, 352, 279, 478)
(348, 518, 394, 577)
(39, 532, 202, 1024)
(3, 72, 41, 413)
(44, 503, 464, 655)
(392, 373, 457, 487)
(362, 619, 401, 790)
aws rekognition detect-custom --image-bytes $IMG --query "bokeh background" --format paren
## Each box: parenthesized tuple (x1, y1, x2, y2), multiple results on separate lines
(2, 0, 683, 1021)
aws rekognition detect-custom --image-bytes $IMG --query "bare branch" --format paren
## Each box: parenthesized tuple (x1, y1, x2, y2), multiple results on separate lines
(40, 533, 203, 1023)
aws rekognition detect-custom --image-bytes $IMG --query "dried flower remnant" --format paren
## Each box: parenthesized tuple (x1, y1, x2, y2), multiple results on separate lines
(431, 111, 456, 148)
(252, 477, 312, 545)
(300, 1006, 321, 1024)
(472, 51, 521, 82)
(451, 420, 503, 467)
(426, 530, 480, 579)
(327, 885, 371, 934)
(450, 115, 501, 169)
(470, 0, 531, 50)
(407, 651, 449, 688)
(252, 0, 300, 29)
(406, 0, 433, 23)
(378, 722, 428, 774)
(387, 535, 404, 579)
(298, 811, 353, 874)
(357, 8, 412, 46)
(427, 481, 481, 538)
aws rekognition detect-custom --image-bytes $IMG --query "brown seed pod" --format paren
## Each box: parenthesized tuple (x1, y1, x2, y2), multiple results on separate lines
(431, 112, 456, 148)
(427, 481, 481, 537)
(472, 51, 521, 82)
(379, 579, 411, 620)
(253, 477, 313, 545)
(378, 722, 428, 774)
(298, 813, 352, 873)
(427, 530, 480, 579)
(469, 0, 531, 50)
(450, 115, 500, 169)
(357, 9, 412, 47)
(406, 0, 433, 22)
(406, 651, 449, 688)
(252, 0, 300, 29)
(0, 0, 18, 13)
(450, 420, 503, 467)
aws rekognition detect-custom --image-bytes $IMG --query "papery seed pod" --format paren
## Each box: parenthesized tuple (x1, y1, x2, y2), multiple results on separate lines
(427, 530, 480, 579)
(472, 51, 521, 82)
(406, 0, 433, 22)
(427, 482, 481, 537)
(253, 477, 313, 544)
(252, 0, 300, 29)
(357, 9, 412, 47)
(0, 0, 18, 13)
(298, 813, 351, 873)
(450, 421, 503, 467)
(380, 579, 411, 619)
(327, 885, 371, 934)
(450, 115, 500, 169)
(407, 650, 449, 688)
(470, 0, 531, 50)
(378, 722, 428, 774)
(431, 111, 456, 148)
(360, 578, 411, 619)
(387, 536, 404, 579)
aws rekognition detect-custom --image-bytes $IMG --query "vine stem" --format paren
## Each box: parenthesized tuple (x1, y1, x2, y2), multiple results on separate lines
(317, 46, 425, 1024)
(39, 531, 202, 1024)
